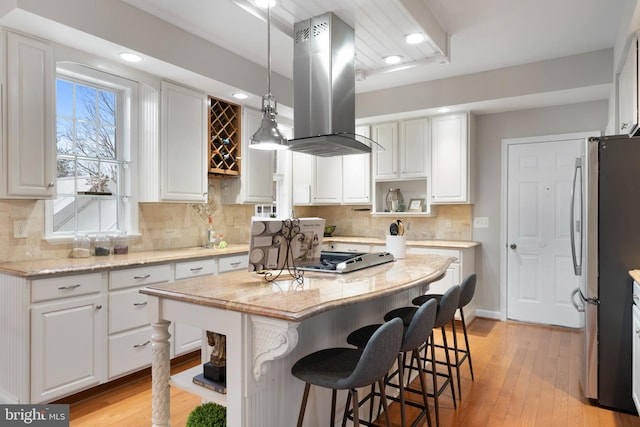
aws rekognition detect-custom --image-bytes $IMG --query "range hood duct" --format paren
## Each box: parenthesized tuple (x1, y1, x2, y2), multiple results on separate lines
(289, 12, 373, 157)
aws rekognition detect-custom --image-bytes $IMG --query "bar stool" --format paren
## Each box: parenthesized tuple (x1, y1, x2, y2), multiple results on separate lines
(291, 317, 403, 427)
(385, 285, 461, 427)
(413, 273, 476, 400)
(346, 298, 438, 427)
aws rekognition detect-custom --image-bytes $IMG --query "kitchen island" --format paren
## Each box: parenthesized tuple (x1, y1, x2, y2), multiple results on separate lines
(140, 253, 453, 427)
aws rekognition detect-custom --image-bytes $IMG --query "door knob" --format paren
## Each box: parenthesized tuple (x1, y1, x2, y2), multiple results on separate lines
(509, 243, 517, 250)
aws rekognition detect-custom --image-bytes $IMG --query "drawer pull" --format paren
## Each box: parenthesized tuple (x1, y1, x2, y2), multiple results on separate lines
(190, 267, 204, 272)
(96, 305, 103, 310)
(636, 328, 640, 335)
(57, 284, 81, 290)
(133, 301, 147, 307)
(133, 274, 151, 280)
(133, 341, 150, 349)
(230, 261, 241, 266)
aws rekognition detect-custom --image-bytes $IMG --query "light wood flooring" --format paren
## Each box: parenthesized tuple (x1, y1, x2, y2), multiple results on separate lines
(64, 319, 640, 426)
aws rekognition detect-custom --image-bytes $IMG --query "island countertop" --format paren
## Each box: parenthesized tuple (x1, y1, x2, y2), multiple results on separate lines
(140, 253, 453, 322)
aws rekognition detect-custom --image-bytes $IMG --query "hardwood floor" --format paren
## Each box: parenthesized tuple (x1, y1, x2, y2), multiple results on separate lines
(65, 319, 640, 426)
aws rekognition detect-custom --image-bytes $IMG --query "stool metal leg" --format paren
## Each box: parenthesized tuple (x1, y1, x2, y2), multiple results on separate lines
(378, 379, 392, 427)
(414, 348, 433, 427)
(296, 383, 311, 427)
(397, 354, 407, 427)
(351, 389, 360, 426)
(451, 319, 462, 400)
(440, 326, 457, 407)
(460, 307, 474, 381)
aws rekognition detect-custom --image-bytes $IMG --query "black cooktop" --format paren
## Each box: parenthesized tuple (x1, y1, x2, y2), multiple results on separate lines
(298, 251, 395, 274)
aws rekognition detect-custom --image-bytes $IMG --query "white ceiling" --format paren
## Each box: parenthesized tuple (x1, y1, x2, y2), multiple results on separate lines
(121, 0, 626, 94)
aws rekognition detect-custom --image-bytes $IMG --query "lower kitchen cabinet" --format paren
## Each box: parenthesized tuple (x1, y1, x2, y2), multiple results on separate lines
(0, 251, 249, 403)
(30, 273, 107, 403)
(407, 246, 476, 322)
(632, 281, 640, 413)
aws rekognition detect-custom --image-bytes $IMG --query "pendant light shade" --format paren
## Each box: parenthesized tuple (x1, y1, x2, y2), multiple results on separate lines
(250, 4, 288, 150)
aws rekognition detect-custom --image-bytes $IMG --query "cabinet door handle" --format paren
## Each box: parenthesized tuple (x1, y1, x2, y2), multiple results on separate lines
(190, 267, 204, 272)
(58, 284, 81, 290)
(622, 122, 629, 130)
(230, 261, 241, 266)
(133, 274, 151, 280)
(95, 305, 103, 310)
(636, 328, 640, 335)
(133, 341, 150, 348)
(47, 182, 55, 188)
(133, 301, 147, 307)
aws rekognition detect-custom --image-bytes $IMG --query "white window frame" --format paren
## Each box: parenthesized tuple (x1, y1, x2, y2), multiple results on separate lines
(45, 63, 139, 241)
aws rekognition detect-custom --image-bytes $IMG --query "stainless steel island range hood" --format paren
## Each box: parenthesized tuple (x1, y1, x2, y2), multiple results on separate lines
(288, 12, 372, 157)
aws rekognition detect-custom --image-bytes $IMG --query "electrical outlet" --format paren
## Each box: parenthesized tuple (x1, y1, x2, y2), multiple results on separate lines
(473, 217, 489, 228)
(13, 221, 27, 238)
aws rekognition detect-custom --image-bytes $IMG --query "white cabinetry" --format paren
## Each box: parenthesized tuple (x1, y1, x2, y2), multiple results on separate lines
(407, 246, 476, 322)
(291, 153, 343, 205)
(30, 273, 106, 403)
(431, 113, 473, 204)
(108, 264, 171, 378)
(342, 125, 371, 204)
(618, 33, 639, 135)
(160, 81, 207, 202)
(2, 31, 56, 199)
(372, 122, 399, 180)
(221, 107, 274, 204)
(632, 281, 640, 414)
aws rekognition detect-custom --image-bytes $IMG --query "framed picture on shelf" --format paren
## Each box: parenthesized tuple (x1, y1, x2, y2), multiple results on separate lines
(408, 198, 424, 212)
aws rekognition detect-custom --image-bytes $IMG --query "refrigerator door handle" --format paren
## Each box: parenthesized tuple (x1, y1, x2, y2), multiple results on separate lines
(571, 287, 585, 312)
(570, 157, 583, 275)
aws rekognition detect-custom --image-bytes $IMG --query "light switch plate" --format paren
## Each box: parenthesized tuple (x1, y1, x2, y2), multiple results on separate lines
(473, 217, 489, 228)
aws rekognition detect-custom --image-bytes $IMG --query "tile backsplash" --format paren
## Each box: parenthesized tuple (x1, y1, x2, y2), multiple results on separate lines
(0, 179, 471, 263)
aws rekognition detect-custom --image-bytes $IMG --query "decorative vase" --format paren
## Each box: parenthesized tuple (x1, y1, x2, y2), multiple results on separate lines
(385, 188, 404, 212)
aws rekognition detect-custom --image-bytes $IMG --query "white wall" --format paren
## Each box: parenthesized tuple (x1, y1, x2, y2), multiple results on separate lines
(473, 100, 609, 315)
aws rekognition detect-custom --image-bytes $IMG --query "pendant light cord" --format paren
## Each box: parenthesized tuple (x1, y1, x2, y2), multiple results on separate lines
(267, 5, 272, 98)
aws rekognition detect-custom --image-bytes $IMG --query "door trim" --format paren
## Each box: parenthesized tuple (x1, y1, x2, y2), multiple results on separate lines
(499, 131, 600, 321)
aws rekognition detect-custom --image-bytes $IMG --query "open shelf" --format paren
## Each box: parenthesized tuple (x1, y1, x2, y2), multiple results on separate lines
(169, 365, 227, 407)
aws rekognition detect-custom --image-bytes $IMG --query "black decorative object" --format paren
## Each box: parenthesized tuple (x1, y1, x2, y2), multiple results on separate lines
(261, 218, 305, 285)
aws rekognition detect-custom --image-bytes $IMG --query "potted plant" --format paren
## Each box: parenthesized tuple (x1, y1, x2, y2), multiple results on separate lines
(186, 402, 226, 427)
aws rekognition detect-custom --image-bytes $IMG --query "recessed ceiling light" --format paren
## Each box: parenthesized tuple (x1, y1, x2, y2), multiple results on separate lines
(405, 33, 426, 45)
(383, 55, 403, 65)
(437, 107, 451, 113)
(255, 0, 276, 7)
(119, 52, 143, 63)
(232, 92, 249, 100)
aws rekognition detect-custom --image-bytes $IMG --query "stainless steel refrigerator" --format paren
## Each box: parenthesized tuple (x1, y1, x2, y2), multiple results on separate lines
(571, 135, 640, 413)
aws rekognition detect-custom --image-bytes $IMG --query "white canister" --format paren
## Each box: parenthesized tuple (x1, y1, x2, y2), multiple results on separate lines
(386, 235, 406, 259)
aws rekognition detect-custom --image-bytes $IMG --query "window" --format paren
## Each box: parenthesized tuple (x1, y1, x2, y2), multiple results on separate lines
(46, 64, 137, 239)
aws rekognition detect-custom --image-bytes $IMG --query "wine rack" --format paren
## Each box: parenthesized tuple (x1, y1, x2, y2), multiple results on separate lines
(209, 96, 241, 176)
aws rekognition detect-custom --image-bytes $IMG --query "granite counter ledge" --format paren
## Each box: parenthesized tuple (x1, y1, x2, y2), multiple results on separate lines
(324, 236, 480, 249)
(0, 244, 250, 278)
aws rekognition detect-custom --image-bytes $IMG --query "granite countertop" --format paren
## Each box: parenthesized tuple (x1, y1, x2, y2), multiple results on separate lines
(324, 236, 480, 249)
(0, 244, 250, 278)
(629, 270, 640, 283)
(140, 254, 453, 322)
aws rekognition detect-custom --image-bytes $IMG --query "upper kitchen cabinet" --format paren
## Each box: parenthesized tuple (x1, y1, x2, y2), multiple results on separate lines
(159, 81, 207, 202)
(431, 112, 474, 204)
(342, 125, 371, 204)
(292, 125, 371, 206)
(373, 119, 429, 181)
(221, 107, 274, 204)
(1, 31, 56, 199)
(208, 97, 241, 176)
(618, 32, 639, 136)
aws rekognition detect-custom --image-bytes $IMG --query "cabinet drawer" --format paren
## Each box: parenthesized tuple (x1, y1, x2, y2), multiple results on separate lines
(218, 254, 248, 273)
(31, 272, 103, 303)
(109, 264, 171, 290)
(175, 258, 217, 280)
(109, 287, 149, 334)
(327, 243, 371, 253)
(108, 326, 152, 379)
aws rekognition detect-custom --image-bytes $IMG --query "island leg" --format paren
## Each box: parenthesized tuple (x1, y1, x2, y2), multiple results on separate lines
(151, 320, 171, 427)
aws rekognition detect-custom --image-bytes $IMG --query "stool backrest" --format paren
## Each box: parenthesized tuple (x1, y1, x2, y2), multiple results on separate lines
(458, 273, 477, 308)
(340, 317, 403, 389)
(402, 298, 437, 352)
(434, 285, 461, 328)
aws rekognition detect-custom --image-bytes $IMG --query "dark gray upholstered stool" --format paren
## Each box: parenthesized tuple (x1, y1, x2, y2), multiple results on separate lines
(413, 273, 476, 400)
(384, 285, 461, 427)
(291, 317, 403, 427)
(346, 299, 438, 427)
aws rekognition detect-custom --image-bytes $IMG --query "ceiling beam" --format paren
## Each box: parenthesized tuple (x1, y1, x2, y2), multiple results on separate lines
(398, 0, 448, 58)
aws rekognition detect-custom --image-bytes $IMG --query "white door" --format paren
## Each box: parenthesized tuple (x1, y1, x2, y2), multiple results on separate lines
(506, 138, 582, 327)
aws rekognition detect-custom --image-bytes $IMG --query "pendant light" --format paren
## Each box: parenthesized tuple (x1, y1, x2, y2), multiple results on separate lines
(249, 3, 288, 150)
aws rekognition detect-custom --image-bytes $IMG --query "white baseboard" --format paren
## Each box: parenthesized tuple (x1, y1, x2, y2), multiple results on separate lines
(474, 309, 501, 320)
